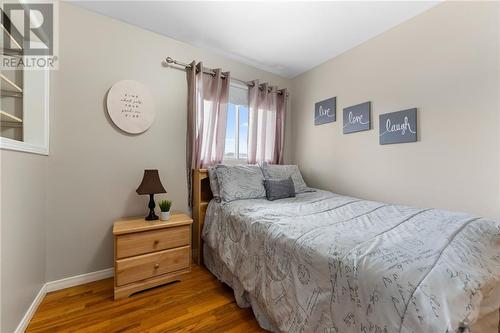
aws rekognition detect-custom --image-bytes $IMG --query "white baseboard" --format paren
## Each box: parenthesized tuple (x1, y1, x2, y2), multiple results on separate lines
(14, 285, 46, 333)
(15, 267, 114, 332)
(45, 267, 114, 293)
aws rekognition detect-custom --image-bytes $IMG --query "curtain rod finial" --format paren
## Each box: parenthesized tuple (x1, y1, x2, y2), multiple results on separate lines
(166, 57, 174, 64)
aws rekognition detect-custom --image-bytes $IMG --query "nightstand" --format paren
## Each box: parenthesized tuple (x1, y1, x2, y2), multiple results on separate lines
(112, 213, 193, 300)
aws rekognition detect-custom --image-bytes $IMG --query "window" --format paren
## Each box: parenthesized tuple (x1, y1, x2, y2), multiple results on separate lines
(224, 82, 248, 162)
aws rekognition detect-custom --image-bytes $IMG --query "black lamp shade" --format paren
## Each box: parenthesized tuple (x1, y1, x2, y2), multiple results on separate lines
(136, 170, 167, 195)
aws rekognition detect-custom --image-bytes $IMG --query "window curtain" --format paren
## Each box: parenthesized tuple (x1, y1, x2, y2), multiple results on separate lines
(186, 61, 230, 206)
(247, 80, 288, 165)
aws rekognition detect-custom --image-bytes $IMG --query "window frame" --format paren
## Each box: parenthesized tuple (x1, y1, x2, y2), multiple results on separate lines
(223, 81, 248, 164)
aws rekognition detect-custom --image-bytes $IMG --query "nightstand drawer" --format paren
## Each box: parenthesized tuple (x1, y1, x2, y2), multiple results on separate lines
(115, 246, 190, 286)
(116, 225, 190, 259)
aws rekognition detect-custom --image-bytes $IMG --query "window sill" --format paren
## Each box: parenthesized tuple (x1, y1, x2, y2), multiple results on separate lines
(0, 137, 49, 155)
(222, 158, 248, 165)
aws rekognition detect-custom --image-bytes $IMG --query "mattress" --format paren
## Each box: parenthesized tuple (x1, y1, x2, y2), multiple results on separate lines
(202, 190, 500, 333)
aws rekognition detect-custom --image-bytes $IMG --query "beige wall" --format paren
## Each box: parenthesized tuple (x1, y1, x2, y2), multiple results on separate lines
(291, 1, 499, 219)
(45, 3, 291, 281)
(1, 150, 47, 333)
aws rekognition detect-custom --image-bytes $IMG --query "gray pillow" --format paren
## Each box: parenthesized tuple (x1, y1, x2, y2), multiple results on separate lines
(264, 177, 295, 201)
(207, 166, 221, 203)
(261, 164, 311, 194)
(215, 165, 266, 202)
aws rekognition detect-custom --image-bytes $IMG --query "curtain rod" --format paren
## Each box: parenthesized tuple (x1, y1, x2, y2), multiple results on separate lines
(164, 56, 288, 96)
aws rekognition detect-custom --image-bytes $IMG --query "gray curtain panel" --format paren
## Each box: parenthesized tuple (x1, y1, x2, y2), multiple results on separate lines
(186, 61, 230, 206)
(247, 80, 288, 165)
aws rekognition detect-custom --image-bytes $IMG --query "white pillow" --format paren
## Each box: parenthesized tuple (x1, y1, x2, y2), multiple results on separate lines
(207, 166, 221, 202)
(215, 165, 266, 202)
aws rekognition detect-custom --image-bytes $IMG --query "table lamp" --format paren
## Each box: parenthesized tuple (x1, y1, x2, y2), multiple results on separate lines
(136, 169, 167, 220)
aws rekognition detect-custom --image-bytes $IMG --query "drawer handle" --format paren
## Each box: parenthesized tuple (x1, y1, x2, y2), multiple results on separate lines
(153, 240, 159, 245)
(154, 263, 160, 269)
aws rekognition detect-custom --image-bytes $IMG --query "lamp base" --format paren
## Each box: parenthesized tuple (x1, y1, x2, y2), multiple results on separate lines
(145, 211, 159, 221)
(145, 193, 159, 221)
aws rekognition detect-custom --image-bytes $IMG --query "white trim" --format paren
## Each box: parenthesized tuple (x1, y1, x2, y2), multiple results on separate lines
(0, 137, 49, 155)
(14, 268, 114, 332)
(0, 65, 50, 156)
(45, 268, 114, 293)
(229, 80, 249, 91)
(14, 285, 46, 333)
(235, 104, 240, 158)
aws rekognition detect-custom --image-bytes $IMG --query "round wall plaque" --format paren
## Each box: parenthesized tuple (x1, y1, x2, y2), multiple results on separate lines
(106, 80, 155, 134)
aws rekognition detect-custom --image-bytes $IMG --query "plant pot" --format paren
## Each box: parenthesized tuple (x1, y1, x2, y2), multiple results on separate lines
(160, 211, 170, 221)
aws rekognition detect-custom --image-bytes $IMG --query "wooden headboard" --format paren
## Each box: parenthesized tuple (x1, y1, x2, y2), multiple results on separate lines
(192, 169, 213, 265)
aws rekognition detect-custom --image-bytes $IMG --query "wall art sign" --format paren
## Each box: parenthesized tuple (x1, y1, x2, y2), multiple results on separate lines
(106, 80, 155, 134)
(314, 97, 336, 125)
(343, 101, 371, 134)
(379, 108, 417, 145)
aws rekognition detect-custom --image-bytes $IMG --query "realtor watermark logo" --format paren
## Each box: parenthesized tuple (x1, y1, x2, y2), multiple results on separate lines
(1, 0, 58, 70)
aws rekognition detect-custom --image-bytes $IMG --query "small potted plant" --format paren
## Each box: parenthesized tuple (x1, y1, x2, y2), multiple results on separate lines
(158, 199, 172, 221)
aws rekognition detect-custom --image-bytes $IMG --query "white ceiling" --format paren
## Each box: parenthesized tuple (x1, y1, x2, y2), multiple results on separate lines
(73, 1, 440, 78)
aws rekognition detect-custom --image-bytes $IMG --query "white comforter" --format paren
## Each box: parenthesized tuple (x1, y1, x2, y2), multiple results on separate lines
(202, 190, 500, 333)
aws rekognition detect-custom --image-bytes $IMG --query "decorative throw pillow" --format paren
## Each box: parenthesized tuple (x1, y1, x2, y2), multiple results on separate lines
(261, 164, 312, 194)
(215, 165, 266, 202)
(207, 166, 221, 203)
(264, 177, 296, 201)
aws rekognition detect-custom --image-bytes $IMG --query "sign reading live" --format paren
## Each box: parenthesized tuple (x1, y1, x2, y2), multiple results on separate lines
(343, 101, 371, 134)
(379, 108, 418, 145)
(314, 97, 336, 125)
(106, 80, 155, 134)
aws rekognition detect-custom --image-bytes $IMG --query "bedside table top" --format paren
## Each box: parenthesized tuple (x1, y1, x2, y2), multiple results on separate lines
(113, 212, 193, 235)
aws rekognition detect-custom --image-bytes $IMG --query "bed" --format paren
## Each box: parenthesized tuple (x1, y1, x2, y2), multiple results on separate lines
(192, 169, 500, 333)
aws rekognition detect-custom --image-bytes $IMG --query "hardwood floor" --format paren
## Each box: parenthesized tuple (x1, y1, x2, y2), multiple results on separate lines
(27, 265, 267, 332)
